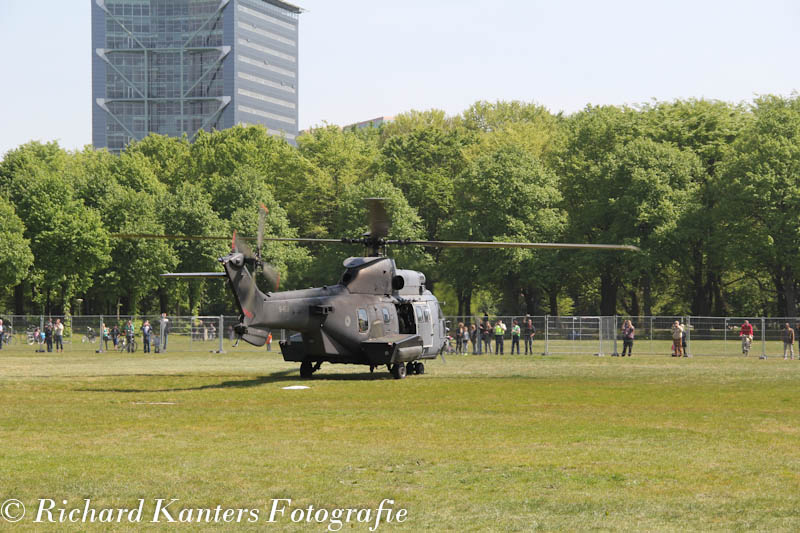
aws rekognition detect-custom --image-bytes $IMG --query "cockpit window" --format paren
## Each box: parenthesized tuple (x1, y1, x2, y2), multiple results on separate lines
(357, 309, 369, 333)
(415, 306, 425, 323)
(382, 308, 391, 324)
(423, 307, 431, 322)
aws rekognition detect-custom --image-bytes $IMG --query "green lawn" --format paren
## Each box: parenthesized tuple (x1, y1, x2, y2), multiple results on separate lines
(2, 348, 800, 531)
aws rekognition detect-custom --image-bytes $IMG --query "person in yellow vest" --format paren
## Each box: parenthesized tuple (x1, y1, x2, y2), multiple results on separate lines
(494, 321, 504, 354)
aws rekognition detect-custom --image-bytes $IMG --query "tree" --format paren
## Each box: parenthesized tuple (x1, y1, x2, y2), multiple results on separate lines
(448, 145, 565, 316)
(560, 106, 701, 315)
(719, 95, 800, 316)
(0, 197, 34, 290)
(160, 182, 229, 314)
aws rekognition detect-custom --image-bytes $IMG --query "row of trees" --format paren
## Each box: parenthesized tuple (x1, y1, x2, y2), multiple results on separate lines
(2, 95, 800, 318)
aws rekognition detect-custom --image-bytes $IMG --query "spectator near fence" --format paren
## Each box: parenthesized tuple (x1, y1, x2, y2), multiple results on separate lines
(621, 320, 635, 357)
(523, 317, 535, 355)
(494, 321, 504, 354)
(0, 319, 4, 351)
(54, 319, 64, 353)
(44, 320, 53, 352)
(782, 323, 795, 360)
(482, 320, 492, 354)
(739, 320, 754, 356)
(671, 321, 684, 357)
(511, 320, 521, 354)
(159, 313, 169, 352)
(141, 320, 152, 353)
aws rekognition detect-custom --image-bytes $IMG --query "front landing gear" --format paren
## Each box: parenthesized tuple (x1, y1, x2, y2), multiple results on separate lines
(390, 363, 407, 379)
(299, 360, 322, 378)
(389, 361, 425, 379)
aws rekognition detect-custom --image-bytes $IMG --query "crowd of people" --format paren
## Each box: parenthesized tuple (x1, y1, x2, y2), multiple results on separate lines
(451, 315, 537, 355)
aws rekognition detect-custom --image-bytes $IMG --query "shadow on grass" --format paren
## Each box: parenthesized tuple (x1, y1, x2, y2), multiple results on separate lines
(76, 368, 393, 393)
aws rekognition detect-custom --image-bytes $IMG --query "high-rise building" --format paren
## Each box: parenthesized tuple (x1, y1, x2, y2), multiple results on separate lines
(91, 0, 301, 152)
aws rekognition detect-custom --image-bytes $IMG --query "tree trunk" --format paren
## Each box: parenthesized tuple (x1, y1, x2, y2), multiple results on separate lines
(629, 289, 640, 319)
(643, 276, 653, 317)
(782, 268, 797, 318)
(14, 284, 25, 315)
(548, 289, 559, 317)
(599, 271, 618, 316)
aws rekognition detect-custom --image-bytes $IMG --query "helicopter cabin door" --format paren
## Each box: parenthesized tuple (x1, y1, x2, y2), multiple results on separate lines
(413, 303, 434, 349)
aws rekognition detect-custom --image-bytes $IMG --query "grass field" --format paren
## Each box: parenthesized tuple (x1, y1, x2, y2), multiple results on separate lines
(2, 347, 800, 531)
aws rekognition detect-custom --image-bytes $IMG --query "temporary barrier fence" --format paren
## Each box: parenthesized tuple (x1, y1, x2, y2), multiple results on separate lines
(2, 314, 799, 358)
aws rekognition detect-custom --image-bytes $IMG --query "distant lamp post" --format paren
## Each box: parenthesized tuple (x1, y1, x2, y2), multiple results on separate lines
(75, 298, 83, 317)
(116, 301, 122, 321)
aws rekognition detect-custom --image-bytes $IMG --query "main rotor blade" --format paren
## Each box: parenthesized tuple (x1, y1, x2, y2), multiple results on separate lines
(160, 272, 227, 278)
(259, 237, 349, 244)
(365, 198, 390, 240)
(394, 240, 641, 252)
(112, 233, 231, 241)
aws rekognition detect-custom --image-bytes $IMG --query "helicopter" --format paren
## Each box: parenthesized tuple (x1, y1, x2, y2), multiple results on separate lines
(116, 199, 638, 379)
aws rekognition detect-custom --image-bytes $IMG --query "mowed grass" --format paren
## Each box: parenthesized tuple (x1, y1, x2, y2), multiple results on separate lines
(2, 347, 800, 531)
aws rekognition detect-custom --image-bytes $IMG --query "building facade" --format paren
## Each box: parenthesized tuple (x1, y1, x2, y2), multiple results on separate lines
(92, 0, 301, 152)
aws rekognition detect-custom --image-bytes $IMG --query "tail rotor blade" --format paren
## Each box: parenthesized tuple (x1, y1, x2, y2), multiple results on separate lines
(234, 232, 255, 259)
(257, 203, 267, 253)
(262, 264, 280, 291)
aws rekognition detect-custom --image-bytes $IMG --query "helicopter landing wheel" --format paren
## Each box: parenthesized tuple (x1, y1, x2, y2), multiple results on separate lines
(300, 361, 314, 379)
(406, 361, 416, 375)
(391, 363, 407, 380)
(415, 362, 425, 375)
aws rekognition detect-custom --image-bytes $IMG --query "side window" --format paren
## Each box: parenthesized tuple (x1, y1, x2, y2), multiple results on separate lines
(415, 306, 424, 323)
(423, 307, 431, 323)
(382, 308, 391, 324)
(357, 309, 369, 333)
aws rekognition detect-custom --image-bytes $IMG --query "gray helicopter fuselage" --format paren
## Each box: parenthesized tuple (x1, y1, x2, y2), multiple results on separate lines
(224, 253, 447, 367)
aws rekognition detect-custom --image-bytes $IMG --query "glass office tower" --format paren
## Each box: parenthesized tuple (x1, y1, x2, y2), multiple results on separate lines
(92, 0, 300, 152)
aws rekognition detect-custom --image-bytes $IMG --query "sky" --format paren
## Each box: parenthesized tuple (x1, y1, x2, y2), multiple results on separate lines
(0, 0, 798, 156)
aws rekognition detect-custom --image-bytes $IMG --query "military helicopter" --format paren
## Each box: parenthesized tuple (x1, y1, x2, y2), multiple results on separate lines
(117, 199, 638, 379)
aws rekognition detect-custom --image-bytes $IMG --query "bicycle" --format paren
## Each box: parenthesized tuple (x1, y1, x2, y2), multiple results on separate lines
(116, 336, 137, 353)
(741, 334, 753, 356)
(82, 327, 97, 344)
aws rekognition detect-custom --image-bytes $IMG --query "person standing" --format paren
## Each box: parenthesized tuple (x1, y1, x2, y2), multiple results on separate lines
(621, 319, 635, 357)
(739, 320, 754, 356)
(44, 320, 54, 352)
(455, 323, 464, 354)
(159, 313, 169, 352)
(511, 320, 521, 354)
(523, 317, 535, 355)
(111, 324, 120, 348)
(267, 331, 272, 351)
(101, 323, 110, 352)
(475, 321, 482, 355)
(141, 320, 152, 353)
(469, 324, 478, 354)
(0, 318, 4, 351)
(125, 320, 135, 353)
(482, 321, 493, 354)
(494, 321, 505, 354)
(671, 321, 684, 357)
(54, 318, 64, 353)
(782, 322, 795, 360)
(461, 324, 469, 354)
